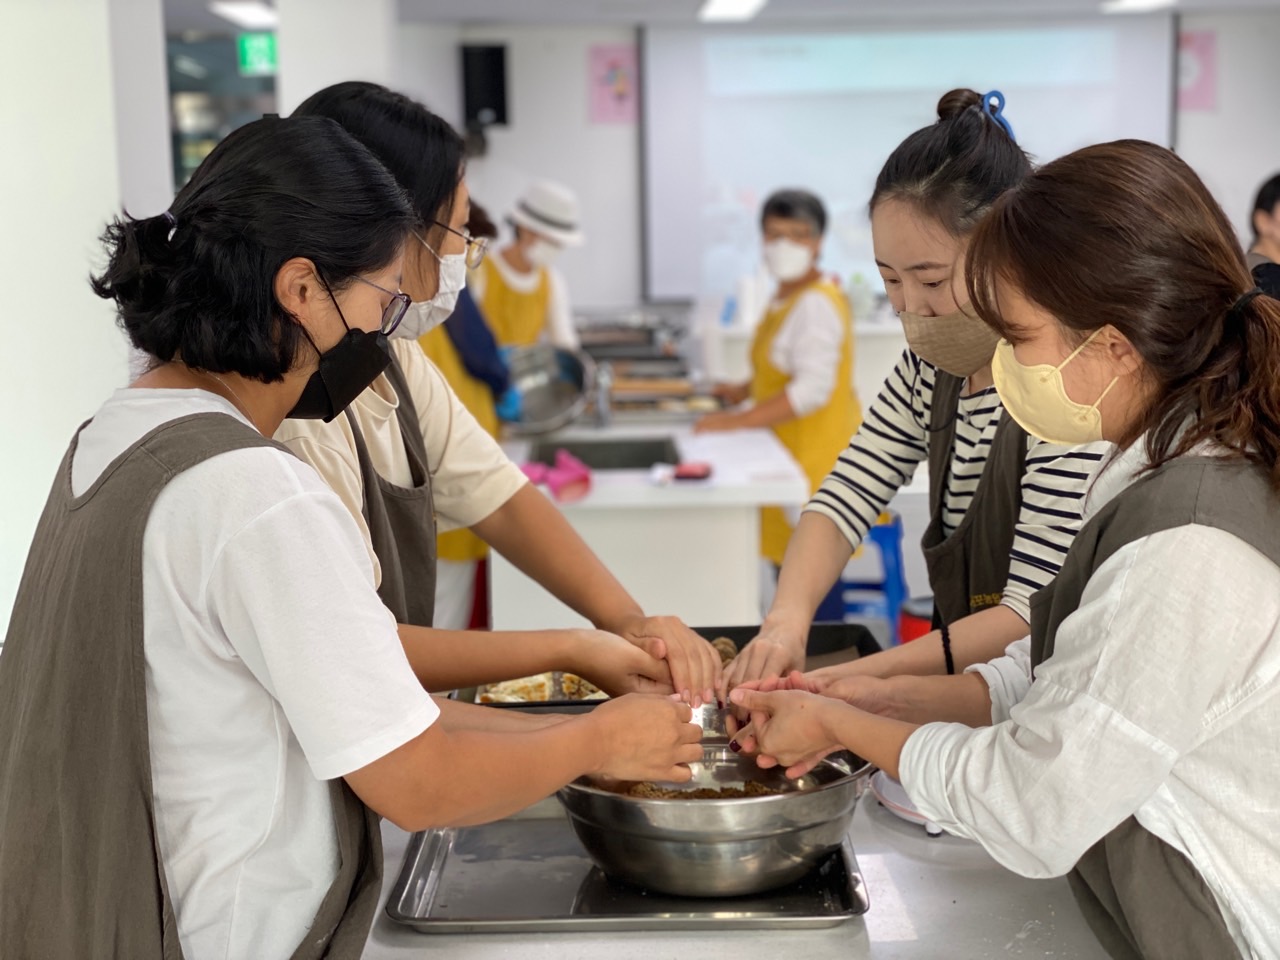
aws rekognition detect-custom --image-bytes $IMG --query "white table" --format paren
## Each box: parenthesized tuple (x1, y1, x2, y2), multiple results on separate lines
(491, 423, 809, 630)
(362, 796, 1107, 960)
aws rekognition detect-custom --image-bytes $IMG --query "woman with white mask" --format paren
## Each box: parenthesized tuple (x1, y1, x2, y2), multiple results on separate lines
(723, 89, 1109, 698)
(277, 82, 724, 706)
(697, 190, 862, 609)
(470, 179, 583, 350)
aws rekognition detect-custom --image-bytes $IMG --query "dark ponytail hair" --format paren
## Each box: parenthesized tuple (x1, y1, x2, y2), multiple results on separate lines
(90, 115, 414, 381)
(870, 88, 1031, 236)
(968, 139, 1280, 491)
(294, 81, 466, 230)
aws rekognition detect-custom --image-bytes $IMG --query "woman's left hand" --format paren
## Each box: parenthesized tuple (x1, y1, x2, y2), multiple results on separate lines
(572, 630, 675, 698)
(728, 687, 839, 777)
(694, 411, 743, 434)
(614, 614, 723, 707)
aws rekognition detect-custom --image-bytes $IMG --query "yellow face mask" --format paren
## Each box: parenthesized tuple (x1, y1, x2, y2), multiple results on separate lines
(991, 331, 1118, 445)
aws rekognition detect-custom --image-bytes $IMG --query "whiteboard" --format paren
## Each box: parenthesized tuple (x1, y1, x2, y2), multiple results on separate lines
(642, 16, 1176, 301)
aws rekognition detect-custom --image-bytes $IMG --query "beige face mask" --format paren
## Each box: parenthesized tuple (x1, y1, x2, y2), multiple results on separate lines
(900, 303, 1001, 378)
(990, 333, 1118, 446)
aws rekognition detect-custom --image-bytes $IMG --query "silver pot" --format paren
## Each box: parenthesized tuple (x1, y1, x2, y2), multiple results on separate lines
(503, 344, 596, 436)
(556, 739, 872, 897)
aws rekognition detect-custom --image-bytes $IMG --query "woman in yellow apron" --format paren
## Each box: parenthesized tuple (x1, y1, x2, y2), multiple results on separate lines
(471, 180, 583, 350)
(697, 189, 861, 617)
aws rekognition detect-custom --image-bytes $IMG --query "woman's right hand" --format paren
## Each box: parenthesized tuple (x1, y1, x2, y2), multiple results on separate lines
(587, 695, 704, 783)
(720, 617, 808, 700)
(751, 669, 903, 719)
(711, 381, 751, 406)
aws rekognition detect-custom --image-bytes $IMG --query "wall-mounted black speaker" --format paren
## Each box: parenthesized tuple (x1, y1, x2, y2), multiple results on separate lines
(462, 45, 508, 129)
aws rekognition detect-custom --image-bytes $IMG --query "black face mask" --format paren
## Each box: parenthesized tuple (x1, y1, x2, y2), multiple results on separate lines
(287, 284, 393, 422)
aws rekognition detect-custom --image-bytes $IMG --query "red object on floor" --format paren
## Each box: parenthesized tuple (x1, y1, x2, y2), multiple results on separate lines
(899, 596, 934, 643)
(468, 558, 490, 630)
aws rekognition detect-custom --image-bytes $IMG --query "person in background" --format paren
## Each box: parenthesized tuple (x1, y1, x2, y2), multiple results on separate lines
(281, 82, 723, 704)
(418, 201, 507, 629)
(732, 139, 1280, 960)
(1248, 173, 1280, 297)
(723, 90, 1108, 696)
(695, 189, 861, 620)
(0, 116, 701, 960)
(473, 180, 583, 350)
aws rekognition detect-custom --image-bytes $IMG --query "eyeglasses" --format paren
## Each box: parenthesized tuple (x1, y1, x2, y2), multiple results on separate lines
(428, 221, 489, 269)
(354, 276, 412, 336)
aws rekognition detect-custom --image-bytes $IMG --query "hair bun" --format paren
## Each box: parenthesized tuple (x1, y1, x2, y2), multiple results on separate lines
(937, 88, 983, 123)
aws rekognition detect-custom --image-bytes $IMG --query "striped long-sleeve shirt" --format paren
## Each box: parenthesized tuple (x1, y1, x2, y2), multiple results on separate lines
(805, 349, 1109, 621)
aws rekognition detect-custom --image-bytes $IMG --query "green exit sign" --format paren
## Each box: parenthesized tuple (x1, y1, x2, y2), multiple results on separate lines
(237, 32, 277, 77)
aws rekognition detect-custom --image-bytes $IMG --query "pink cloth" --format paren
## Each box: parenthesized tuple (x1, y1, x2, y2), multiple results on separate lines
(520, 450, 592, 502)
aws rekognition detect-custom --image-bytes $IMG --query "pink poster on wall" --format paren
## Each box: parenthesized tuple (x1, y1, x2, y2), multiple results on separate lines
(1179, 30, 1218, 112)
(588, 44, 638, 125)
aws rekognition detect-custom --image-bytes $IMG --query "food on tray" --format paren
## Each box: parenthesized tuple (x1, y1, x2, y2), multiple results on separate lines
(711, 636, 738, 665)
(626, 780, 782, 800)
(477, 671, 608, 703)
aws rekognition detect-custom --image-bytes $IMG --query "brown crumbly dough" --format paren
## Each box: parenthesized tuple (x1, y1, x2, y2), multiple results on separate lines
(626, 780, 781, 800)
(711, 636, 738, 665)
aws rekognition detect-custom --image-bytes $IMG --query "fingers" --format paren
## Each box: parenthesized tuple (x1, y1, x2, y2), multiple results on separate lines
(728, 686, 771, 714)
(755, 754, 780, 769)
(663, 764, 695, 783)
(631, 634, 667, 661)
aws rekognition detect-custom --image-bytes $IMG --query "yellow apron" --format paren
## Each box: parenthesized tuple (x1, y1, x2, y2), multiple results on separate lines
(750, 279, 861, 565)
(477, 256, 551, 348)
(417, 326, 498, 563)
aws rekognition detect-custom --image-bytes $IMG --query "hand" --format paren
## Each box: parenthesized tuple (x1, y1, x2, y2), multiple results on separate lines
(693, 411, 743, 434)
(588, 694, 704, 783)
(720, 617, 807, 701)
(728, 687, 839, 779)
(711, 382, 750, 406)
(614, 614, 723, 707)
(570, 629, 675, 698)
(740, 669, 904, 718)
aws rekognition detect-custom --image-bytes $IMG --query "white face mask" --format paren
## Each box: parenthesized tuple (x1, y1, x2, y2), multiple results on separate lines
(525, 237, 561, 269)
(393, 241, 468, 340)
(762, 238, 814, 282)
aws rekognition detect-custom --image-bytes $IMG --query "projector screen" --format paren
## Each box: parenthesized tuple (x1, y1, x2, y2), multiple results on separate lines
(642, 17, 1176, 302)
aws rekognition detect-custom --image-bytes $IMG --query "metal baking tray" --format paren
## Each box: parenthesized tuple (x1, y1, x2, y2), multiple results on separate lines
(385, 797, 869, 933)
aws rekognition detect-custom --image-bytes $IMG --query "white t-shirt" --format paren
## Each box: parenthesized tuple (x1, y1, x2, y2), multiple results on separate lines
(72, 387, 438, 960)
(766, 288, 846, 417)
(902, 440, 1280, 958)
(471, 251, 578, 350)
(274, 339, 528, 587)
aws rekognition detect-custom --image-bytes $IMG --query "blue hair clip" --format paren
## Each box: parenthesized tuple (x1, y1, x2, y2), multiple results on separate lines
(981, 90, 1015, 143)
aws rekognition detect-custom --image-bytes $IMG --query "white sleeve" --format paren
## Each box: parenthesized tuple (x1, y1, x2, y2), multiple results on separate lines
(545, 268, 579, 351)
(966, 636, 1033, 725)
(899, 524, 1280, 878)
(769, 291, 844, 417)
(207, 487, 439, 780)
(999, 439, 1109, 622)
(803, 349, 931, 550)
(394, 340, 527, 531)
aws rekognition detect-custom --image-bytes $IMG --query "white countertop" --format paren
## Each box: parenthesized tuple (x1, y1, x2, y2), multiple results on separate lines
(362, 797, 1105, 960)
(501, 422, 809, 510)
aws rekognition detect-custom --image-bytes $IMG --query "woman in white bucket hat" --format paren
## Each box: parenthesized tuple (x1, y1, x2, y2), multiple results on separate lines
(472, 180, 584, 350)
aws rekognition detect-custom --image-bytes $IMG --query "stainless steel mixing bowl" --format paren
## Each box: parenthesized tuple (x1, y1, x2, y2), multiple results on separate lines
(556, 739, 872, 897)
(504, 343, 596, 436)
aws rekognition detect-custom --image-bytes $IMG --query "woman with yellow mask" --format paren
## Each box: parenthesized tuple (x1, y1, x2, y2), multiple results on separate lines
(697, 189, 861, 621)
(472, 180, 583, 350)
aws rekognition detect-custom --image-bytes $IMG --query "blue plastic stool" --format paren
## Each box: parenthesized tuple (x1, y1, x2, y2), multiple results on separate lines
(840, 512, 908, 646)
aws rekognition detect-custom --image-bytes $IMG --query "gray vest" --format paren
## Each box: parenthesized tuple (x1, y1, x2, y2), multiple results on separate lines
(0, 413, 383, 959)
(1031, 455, 1280, 960)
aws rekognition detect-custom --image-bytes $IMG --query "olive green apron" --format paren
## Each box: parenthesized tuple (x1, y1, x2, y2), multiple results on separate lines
(922, 370, 1028, 626)
(342, 354, 438, 627)
(1030, 456, 1279, 960)
(0, 413, 383, 960)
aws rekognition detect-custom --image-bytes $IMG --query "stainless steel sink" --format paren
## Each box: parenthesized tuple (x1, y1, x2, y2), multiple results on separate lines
(527, 436, 679, 471)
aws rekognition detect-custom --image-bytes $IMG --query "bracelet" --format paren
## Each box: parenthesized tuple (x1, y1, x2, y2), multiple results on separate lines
(941, 623, 955, 676)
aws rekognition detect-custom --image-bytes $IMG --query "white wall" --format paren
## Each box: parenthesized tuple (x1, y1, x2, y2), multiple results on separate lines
(276, 0, 397, 113)
(394, 22, 463, 131)
(456, 24, 642, 311)
(0, 0, 128, 635)
(1177, 10, 1280, 246)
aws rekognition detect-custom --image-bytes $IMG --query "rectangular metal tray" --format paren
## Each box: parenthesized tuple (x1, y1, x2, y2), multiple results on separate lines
(385, 797, 869, 933)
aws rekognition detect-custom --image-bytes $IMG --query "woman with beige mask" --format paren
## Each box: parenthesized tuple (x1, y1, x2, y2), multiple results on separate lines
(725, 89, 1109, 699)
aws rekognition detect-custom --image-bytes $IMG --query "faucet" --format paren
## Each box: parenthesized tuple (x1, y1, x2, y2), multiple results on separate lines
(594, 361, 614, 429)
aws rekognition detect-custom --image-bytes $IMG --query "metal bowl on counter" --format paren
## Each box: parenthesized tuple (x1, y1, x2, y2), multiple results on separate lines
(504, 343, 596, 436)
(556, 738, 872, 898)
